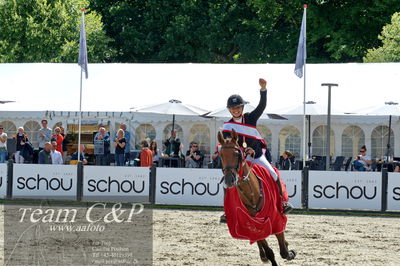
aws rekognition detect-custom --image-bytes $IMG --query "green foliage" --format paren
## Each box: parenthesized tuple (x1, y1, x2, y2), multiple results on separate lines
(1, 0, 400, 63)
(92, 0, 400, 63)
(0, 0, 114, 63)
(364, 12, 400, 62)
(307, 0, 400, 62)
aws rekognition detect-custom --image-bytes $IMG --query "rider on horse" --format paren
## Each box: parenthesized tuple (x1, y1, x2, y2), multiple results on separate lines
(221, 78, 293, 221)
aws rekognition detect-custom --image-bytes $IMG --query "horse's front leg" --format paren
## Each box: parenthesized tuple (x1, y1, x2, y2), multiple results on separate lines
(257, 239, 278, 265)
(276, 232, 296, 260)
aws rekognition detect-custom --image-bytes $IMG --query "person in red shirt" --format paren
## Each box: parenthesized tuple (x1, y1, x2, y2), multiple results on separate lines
(51, 127, 64, 155)
(140, 140, 153, 167)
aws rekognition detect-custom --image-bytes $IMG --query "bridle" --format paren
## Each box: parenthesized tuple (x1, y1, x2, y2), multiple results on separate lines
(220, 143, 263, 213)
(220, 145, 244, 174)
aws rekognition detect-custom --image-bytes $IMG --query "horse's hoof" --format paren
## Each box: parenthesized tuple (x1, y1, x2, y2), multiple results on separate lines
(219, 214, 227, 223)
(260, 255, 269, 263)
(287, 250, 296, 260)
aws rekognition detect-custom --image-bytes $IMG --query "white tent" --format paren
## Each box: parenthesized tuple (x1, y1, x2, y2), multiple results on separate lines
(0, 63, 399, 113)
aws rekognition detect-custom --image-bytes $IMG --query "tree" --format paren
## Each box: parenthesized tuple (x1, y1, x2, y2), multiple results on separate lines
(307, 0, 400, 62)
(364, 12, 400, 62)
(91, 0, 285, 63)
(0, 0, 114, 63)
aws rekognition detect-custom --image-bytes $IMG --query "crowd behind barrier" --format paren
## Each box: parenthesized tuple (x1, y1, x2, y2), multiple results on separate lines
(0, 161, 399, 212)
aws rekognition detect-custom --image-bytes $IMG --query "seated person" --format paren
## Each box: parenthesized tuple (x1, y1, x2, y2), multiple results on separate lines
(394, 163, 400, 173)
(211, 144, 222, 169)
(163, 130, 181, 167)
(353, 145, 371, 171)
(185, 142, 203, 168)
(70, 144, 88, 164)
(38, 142, 52, 164)
(280, 150, 294, 170)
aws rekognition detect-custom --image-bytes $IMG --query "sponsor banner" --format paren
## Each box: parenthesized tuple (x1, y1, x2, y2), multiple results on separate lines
(279, 170, 302, 208)
(387, 173, 400, 211)
(0, 163, 7, 198)
(155, 168, 224, 206)
(308, 171, 381, 210)
(83, 166, 150, 203)
(13, 164, 77, 200)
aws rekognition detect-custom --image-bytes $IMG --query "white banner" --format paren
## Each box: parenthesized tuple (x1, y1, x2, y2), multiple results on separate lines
(308, 171, 382, 210)
(83, 166, 150, 202)
(13, 164, 77, 200)
(156, 168, 224, 206)
(0, 164, 7, 198)
(280, 170, 302, 208)
(387, 173, 400, 211)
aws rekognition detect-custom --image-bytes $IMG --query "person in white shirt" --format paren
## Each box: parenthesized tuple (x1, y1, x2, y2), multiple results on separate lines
(0, 125, 7, 163)
(50, 141, 63, 165)
(353, 145, 372, 171)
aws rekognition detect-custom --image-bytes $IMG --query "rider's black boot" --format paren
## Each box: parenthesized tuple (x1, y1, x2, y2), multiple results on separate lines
(276, 179, 293, 215)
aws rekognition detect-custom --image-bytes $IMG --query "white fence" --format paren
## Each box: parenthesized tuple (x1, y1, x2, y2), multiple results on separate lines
(2, 162, 400, 212)
(12, 164, 77, 200)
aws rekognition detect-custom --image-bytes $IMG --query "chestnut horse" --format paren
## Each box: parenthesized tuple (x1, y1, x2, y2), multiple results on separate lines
(218, 130, 296, 265)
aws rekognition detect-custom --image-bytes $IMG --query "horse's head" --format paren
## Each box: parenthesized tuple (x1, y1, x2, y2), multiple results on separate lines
(217, 130, 244, 188)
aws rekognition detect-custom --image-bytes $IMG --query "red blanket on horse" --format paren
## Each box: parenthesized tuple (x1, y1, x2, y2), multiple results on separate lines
(224, 163, 288, 244)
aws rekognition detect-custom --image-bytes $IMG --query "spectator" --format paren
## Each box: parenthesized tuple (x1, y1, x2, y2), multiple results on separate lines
(50, 141, 63, 165)
(140, 140, 153, 167)
(38, 119, 52, 152)
(353, 145, 372, 171)
(150, 140, 160, 166)
(0, 125, 8, 163)
(94, 127, 110, 165)
(163, 130, 181, 167)
(280, 150, 294, 170)
(71, 144, 88, 164)
(51, 127, 64, 155)
(14, 127, 27, 164)
(164, 130, 181, 158)
(185, 142, 203, 168)
(114, 129, 126, 166)
(60, 126, 69, 163)
(211, 144, 222, 168)
(120, 123, 131, 165)
(38, 142, 52, 164)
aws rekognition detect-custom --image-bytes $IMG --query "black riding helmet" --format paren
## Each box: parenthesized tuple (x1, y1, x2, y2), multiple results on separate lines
(227, 94, 249, 108)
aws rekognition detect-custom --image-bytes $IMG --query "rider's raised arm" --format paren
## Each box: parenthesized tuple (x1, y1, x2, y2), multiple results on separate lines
(249, 78, 267, 122)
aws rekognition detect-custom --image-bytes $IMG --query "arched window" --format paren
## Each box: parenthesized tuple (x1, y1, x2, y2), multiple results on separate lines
(312, 125, 335, 156)
(23, 121, 41, 148)
(0, 120, 16, 137)
(257, 124, 272, 150)
(371, 125, 394, 159)
(135, 124, 156, 149)
(342, 126, 365, 157)
(278, 126, 301, 158)
(189, 124, 210, 154)
(163, 124, 183, 142)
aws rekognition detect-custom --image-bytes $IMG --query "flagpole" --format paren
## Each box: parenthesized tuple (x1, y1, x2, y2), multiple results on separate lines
(302, 4, 307, 167)
(77, 69, 83, 161)
(78, 8, 88, 162)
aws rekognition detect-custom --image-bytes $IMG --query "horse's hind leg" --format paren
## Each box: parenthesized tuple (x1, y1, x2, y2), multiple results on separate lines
(257, 239, 278, 266)
(276, 232, 296, 261)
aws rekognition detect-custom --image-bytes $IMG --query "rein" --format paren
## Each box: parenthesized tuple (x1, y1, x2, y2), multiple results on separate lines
(220, 144, 263, 213)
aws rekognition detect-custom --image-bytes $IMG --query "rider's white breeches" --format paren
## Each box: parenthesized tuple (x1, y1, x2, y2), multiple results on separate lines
(246, 155, 278, 181)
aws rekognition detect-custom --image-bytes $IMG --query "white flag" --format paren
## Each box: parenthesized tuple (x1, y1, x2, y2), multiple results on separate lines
(78, 9, 88, 79)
